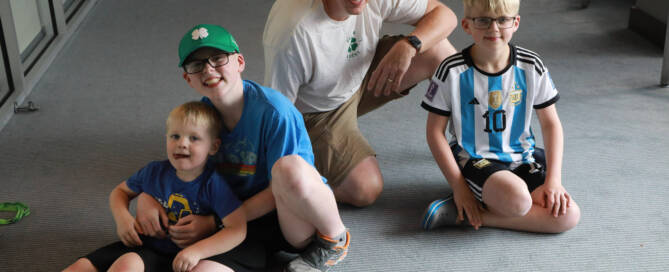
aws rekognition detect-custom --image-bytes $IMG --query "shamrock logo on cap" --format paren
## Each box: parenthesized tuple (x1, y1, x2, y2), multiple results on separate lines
(191, 27, 209, 40)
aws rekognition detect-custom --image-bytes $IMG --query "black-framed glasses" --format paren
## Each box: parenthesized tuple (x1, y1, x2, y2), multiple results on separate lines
(183, 53, 230, 74)
(467, 16, 517, 29)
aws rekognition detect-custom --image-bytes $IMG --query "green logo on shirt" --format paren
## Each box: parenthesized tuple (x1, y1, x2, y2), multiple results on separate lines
(347, 32, 360, 59)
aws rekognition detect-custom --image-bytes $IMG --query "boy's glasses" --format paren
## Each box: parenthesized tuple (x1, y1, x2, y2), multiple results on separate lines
(467, 16, 517, 29)
(183, 53, 230, 74)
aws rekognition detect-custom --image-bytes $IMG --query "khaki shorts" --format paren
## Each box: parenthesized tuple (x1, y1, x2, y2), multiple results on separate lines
(303, 35, 413, 188)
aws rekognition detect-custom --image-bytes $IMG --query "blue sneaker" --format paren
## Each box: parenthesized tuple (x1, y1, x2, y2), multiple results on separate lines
(421, 195, 461, 230)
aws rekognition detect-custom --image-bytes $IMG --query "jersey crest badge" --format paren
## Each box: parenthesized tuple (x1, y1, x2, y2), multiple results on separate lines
(510, 90, 522, 106)
(488, 90, 502, 109)
(425, 81, 438, 102)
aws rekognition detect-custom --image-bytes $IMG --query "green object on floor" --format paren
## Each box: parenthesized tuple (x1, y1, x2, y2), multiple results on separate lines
(0, 202, 30, 225)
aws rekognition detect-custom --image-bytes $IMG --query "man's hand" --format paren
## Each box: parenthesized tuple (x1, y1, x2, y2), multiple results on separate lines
(172, 247, 202, 272)
(367, 40, 417, 97)
(169, 214, 217, 248)
(531, 182, 572, 217)
(135, 193, 168, 239)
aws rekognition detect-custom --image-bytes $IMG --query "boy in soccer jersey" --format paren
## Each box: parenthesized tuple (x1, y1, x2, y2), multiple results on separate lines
(64, 101, 248, 272)
(420, 0, 580, 233)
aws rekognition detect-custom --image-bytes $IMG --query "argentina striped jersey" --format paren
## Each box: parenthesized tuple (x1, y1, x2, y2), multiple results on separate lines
(421, 44, 559, 163)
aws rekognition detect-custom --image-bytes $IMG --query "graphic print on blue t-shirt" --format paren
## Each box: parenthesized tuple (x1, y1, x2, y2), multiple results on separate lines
(219, 138, 258, 177)
(125, 160, 241, 254)
(202, 80, 319, 201)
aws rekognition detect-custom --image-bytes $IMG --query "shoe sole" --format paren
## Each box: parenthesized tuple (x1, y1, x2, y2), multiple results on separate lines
(421, 196, 453, 230)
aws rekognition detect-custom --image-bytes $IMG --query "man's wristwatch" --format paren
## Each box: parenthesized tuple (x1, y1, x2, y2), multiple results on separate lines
(406, 35, 422, 53)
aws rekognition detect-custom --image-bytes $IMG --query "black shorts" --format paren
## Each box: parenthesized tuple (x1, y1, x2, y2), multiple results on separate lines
(84, 234, 266, 272)
(207, 211, 303, 271)
(84, 239, 173, 272)
(246, 211, 302, 254)
(452, 145, 547, 201)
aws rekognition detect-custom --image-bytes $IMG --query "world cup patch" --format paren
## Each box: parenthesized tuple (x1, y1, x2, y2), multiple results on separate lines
(488, 90, 502, 109)
(425, 81, 438, 102)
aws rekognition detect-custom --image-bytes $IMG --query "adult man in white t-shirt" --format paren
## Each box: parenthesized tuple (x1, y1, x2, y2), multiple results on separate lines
(264, 0, 458, 207)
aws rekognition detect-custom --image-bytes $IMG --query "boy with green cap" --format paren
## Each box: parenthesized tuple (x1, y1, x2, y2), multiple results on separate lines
(135, 24, 350, 272)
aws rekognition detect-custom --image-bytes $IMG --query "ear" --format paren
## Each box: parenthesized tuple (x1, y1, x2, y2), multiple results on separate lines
(461, 18, 472, 34)
(236, 54, 246, 73)
(209, 138, 221, 155)
(513, 15, 520, 31)
(183, 72, 191, 83)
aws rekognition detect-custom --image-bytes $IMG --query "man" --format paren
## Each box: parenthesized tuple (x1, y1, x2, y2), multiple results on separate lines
(264, 0, 459, 206)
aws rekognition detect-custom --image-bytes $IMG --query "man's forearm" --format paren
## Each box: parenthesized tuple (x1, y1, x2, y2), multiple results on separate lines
(410, 1, 457, 53)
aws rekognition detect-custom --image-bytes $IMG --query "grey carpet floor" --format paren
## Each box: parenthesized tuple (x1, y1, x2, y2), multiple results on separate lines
(1, 0, 668, 271)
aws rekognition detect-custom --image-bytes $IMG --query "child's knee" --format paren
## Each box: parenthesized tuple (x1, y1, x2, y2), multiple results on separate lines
(191, 260, 233, 272)
(271, 155, 316, 198)
(483, 172, 532, 216)
(63, 258, 96, 272)
(552, 202, 581, 233)
(108, 253, 143, 272)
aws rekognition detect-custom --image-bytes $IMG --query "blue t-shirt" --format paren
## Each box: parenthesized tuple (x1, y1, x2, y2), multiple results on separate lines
(202, 80, 322, 201)
(126, 160, 241, 254)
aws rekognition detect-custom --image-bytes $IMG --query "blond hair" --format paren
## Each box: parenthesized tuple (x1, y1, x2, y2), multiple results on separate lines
(463, 0, 520, 17)
(166, 101, 222, 139)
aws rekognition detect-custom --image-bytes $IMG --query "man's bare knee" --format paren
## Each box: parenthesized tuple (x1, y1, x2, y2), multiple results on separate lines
(335, 157, 383, 207)
(347, 178, 382, 207)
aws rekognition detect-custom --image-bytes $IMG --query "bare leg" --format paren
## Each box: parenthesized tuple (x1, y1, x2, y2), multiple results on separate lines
(482, 171, 533, 217)
(482, 202, 581, 233)
(333, 156, 383, 207)
(62, 258, 97, 272)
(191, 260, 233, 272)
(271, 155, 346, 248)
(108, 253, 144, 272)
(479, 171, 581, 233)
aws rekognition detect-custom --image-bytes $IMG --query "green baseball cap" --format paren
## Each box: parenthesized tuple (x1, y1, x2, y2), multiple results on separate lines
(178, 24, 240, 67)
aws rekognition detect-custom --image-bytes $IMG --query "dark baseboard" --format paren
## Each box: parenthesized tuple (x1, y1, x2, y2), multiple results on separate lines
(628, 6, 666, 48)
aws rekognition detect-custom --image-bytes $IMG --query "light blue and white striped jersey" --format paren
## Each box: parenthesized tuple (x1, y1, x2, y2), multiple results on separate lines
(421, 44, 559, 163)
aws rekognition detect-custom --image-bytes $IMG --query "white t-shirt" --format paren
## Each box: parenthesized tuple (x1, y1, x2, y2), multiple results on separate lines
(421, 44, 559, 163)
(263, 0, 428, 113)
